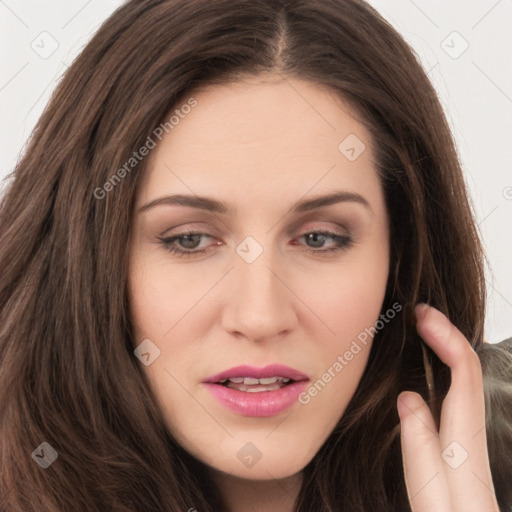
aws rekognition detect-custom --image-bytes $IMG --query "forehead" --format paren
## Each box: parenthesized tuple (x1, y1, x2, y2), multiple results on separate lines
(138, 77, 383, 215)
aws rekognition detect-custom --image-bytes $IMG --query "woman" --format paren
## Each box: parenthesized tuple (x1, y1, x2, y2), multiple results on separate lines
(0, 0, 510, 510)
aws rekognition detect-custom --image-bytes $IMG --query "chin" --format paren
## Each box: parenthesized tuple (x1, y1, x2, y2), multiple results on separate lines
(191, 434, 318, 482)
(208, 455, 308, 481)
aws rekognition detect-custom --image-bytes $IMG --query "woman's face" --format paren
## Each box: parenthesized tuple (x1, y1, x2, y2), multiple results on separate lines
(128, 76, 390, 481)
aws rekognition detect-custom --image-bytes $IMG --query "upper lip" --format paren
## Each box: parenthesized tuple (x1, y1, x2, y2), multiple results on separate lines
(203, 364, 309, 383)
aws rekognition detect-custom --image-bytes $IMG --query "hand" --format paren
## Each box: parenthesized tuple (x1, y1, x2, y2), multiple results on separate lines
(397, 303, 500, 512)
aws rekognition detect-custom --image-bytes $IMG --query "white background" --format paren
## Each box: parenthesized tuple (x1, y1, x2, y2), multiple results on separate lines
(0, 1, 510, 342)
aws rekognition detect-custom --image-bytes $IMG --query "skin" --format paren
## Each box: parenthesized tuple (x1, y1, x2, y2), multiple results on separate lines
(128, 75, 498, 511)
(398, 304, 499, 512)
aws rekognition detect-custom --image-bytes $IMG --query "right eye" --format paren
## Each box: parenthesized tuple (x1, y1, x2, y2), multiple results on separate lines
(158, 231, 220, 258)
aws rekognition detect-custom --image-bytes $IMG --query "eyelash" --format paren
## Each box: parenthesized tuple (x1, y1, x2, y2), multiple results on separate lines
(157, 229, 353, 258)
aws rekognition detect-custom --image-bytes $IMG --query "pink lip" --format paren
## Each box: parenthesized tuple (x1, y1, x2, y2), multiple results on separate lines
(203, 364, 309, 383)
(202, 364, 310, 417)
(203, 381, 309, 417)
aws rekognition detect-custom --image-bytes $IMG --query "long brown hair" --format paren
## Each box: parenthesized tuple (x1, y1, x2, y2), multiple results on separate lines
(1, 0, 510, 510)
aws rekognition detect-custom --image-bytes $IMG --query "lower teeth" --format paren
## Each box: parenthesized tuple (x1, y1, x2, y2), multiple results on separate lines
(225, 382, 289, 392)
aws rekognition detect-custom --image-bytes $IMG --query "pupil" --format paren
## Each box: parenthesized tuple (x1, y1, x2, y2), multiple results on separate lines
(307, 233, 325, 248)
(180, 234, 201, 249)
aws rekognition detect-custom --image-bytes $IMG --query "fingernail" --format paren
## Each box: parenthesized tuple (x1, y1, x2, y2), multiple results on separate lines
(416, 304, 451, 335)
(415, 303, 429, 320)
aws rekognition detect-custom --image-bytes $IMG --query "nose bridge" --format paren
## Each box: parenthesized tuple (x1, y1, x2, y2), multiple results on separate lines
(221, 240, 296, 341)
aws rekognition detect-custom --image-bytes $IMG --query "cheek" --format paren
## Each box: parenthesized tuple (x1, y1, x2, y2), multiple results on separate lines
(295, 242, 389, 398)
(128, 255, 208, 336)
(299, 244, 389, 346)
(293, 262, 388, 434)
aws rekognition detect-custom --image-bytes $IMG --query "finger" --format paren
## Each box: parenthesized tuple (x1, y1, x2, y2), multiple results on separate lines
(415, 304, 499, 512)
(397, 391, 451, 512)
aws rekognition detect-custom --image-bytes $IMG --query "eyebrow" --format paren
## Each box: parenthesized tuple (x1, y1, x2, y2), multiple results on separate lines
(138, 190, 372, 215)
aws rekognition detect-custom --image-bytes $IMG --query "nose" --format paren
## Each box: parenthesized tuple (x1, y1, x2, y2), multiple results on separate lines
(220, 251, 298, 344)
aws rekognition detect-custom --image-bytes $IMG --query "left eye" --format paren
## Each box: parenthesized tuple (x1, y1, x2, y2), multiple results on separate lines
(295, 230, 353, 254)
(158, 230, 353, 258)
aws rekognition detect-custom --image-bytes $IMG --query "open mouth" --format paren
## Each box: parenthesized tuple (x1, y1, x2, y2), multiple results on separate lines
(204, 370, 310, 417)
(216, 376, 296, 393)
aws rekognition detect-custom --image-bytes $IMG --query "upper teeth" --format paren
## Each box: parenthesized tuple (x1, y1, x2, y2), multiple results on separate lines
(220, 377, 291, 385)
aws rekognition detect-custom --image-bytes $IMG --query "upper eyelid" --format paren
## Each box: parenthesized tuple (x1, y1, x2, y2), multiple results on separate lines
(160, 227, 351, 247)
(158, 217, 353, 236)
(150, 204, 363, 236)
(160, 225, 350, 239)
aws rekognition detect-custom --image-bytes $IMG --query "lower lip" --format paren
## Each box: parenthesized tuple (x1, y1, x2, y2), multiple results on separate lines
(203, 381, 309, 417)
